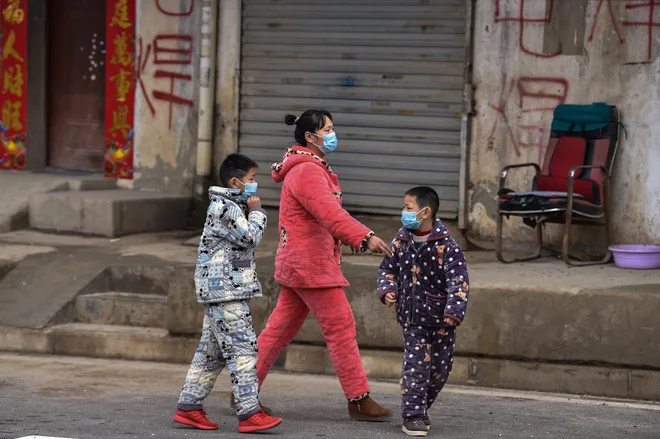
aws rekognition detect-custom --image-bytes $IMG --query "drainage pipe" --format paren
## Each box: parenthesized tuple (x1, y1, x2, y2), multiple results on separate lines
(194, 0, 218, 198)
(458, 0, 476, 230)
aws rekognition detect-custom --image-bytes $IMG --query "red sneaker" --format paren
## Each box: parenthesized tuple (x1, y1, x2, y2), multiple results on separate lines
(173, 409, 218, 430)
(238, 410, 282, 433)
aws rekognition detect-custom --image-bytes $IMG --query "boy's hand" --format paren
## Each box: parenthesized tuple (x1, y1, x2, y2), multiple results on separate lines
(383, 291, 397, 307)
(247, 196, 261, 209)
(367, 235, 393, 257)
(443, 317, 458, 326)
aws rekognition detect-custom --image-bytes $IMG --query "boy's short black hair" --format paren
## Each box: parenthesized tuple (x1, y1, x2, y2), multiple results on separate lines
(405, 186, 440, 218)
(219, 153, 258, 187)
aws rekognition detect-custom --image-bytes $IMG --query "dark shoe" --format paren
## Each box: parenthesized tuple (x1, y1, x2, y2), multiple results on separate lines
(347, 395, 392, 422)
(423, 413, 431, 430)
(229, 395, 272, 415)
(238, 410, 282, 433)
(173, 409, 218, 430)
(402, 417, 428, 437)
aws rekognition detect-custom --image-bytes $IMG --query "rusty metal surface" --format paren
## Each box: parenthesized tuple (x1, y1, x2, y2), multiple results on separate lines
(239, 0, 466, 217)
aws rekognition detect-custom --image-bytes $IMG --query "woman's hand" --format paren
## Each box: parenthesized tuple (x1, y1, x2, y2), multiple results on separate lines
(367, 235, 393, 257)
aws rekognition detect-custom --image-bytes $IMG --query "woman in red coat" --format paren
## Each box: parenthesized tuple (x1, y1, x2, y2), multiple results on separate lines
(256, 110, 394, 421)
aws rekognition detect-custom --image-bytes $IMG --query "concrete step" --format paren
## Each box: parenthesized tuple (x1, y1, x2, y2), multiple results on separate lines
(47, 323, 197, 363)
(75, 292, 167, 328)
(67, 176, 117, 191)
(4, 322, 660, 402)
(280, 344, 660, 402)
(28, 189, 191, 237)
(0, 172, 119, 234)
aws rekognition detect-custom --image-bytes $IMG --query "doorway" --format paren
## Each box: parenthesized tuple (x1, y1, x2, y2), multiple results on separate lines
(47, 0, 106, 171)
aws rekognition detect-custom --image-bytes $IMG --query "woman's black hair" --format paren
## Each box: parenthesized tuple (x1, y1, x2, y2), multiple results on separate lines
(284, 109, 333, 146)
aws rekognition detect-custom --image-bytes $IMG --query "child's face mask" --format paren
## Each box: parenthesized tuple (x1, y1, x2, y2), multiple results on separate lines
(235, 179, 258, 200)
(401, 208, 427, 230)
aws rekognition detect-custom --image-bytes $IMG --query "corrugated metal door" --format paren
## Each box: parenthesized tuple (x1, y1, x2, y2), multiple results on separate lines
(239, 0, 466, 217)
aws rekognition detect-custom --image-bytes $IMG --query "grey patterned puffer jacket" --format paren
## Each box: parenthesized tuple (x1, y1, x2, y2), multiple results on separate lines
(194, 186, 268, 304)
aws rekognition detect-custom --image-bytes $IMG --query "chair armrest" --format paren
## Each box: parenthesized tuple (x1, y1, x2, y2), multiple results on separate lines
(568, 164, 609, 179)
(499, 163, 542, 191)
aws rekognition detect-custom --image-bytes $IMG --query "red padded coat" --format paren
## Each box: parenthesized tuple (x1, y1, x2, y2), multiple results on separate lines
(271, 146, 372, 289)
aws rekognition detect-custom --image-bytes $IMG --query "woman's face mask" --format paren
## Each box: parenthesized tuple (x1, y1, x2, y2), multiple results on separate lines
(311, 132, 338, 155)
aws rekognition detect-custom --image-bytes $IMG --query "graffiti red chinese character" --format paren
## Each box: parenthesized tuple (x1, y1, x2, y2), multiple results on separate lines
(155, 0, 194, 16)
(488, 77, 518, 154)
(494, 0, 561, 58)
(489, 76, 569, 163)
(153, 34, 193, 64)
(623, 1, 660, 61)
(588, 0, 624, 43)
(138, 36, 194, 129)
(516, 77, 568, 113)
(516, 77, 568, 162)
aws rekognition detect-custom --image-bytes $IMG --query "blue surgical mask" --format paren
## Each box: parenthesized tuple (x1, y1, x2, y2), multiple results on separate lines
(313, 132, 338, 155)
(236, 180, 258, 200)
(401, 209, 426, 230)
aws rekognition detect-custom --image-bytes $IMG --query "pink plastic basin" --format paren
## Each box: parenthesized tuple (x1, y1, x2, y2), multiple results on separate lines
(608, 244, 660, 269)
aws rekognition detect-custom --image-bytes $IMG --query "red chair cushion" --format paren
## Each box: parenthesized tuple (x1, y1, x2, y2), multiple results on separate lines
(548, 137, 587, 178)
(536, 176, 599, 203)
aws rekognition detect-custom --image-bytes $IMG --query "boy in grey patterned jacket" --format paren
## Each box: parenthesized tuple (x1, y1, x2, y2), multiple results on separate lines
(174, 154, 282, 433)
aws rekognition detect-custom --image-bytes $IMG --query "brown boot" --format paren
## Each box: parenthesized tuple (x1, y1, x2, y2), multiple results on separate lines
(347, 395, 392, 422)
(229, 395, 272, 415)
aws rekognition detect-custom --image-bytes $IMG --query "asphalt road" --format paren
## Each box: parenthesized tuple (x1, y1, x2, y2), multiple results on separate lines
(0, 354, 658, 439)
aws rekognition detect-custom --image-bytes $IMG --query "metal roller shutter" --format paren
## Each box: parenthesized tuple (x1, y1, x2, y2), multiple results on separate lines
(239, 0, 466, 217)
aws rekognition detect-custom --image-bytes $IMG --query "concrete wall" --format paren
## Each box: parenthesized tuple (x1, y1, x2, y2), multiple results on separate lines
(167, 257, 660, 370)
(127, 0, 241, 199)
(125, 0, 201, 195)
(468, 0, 660, 249)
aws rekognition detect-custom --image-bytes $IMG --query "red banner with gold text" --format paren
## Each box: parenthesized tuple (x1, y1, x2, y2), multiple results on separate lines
(104, 0, 136, 179)
(0, 0, 27, 171)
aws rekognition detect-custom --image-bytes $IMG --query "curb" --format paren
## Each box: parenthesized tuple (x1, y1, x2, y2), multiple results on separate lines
(2, 325, 659, 401)
(0, 325, 197, 363)
(281, 344, 660, 402)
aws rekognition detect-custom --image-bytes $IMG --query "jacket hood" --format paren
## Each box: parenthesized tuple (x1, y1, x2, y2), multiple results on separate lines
(397, 219, 451, 242)
(208, 186, 245, 205)
(271, 145, 333, 183)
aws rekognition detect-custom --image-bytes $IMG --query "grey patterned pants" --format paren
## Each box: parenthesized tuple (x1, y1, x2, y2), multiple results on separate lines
(177, 300, 260, 420)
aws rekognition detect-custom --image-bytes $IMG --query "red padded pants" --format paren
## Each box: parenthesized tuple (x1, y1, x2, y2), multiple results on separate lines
(256, 285, 370, 400)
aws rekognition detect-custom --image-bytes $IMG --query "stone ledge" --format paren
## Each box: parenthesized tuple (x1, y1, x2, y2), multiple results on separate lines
(3, 325, 656, 402)
(280, 344, 660, 402)
(28, 190, 191, 237)
(170, 257, 660, 370)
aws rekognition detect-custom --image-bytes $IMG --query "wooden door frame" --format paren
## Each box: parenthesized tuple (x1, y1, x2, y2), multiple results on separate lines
(25, 0, 47, 170)
(26, 0, 108, 173)
(45, 0, 107, 172)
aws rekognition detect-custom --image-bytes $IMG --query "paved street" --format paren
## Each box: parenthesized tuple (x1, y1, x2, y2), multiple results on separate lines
(0, 354, 658, 439)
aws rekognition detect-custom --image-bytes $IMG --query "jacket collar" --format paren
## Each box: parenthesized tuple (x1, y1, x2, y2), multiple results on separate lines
(208, 186, 245, 206)
(271, 145, 334, 183)
(396, 219, 451, 242)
